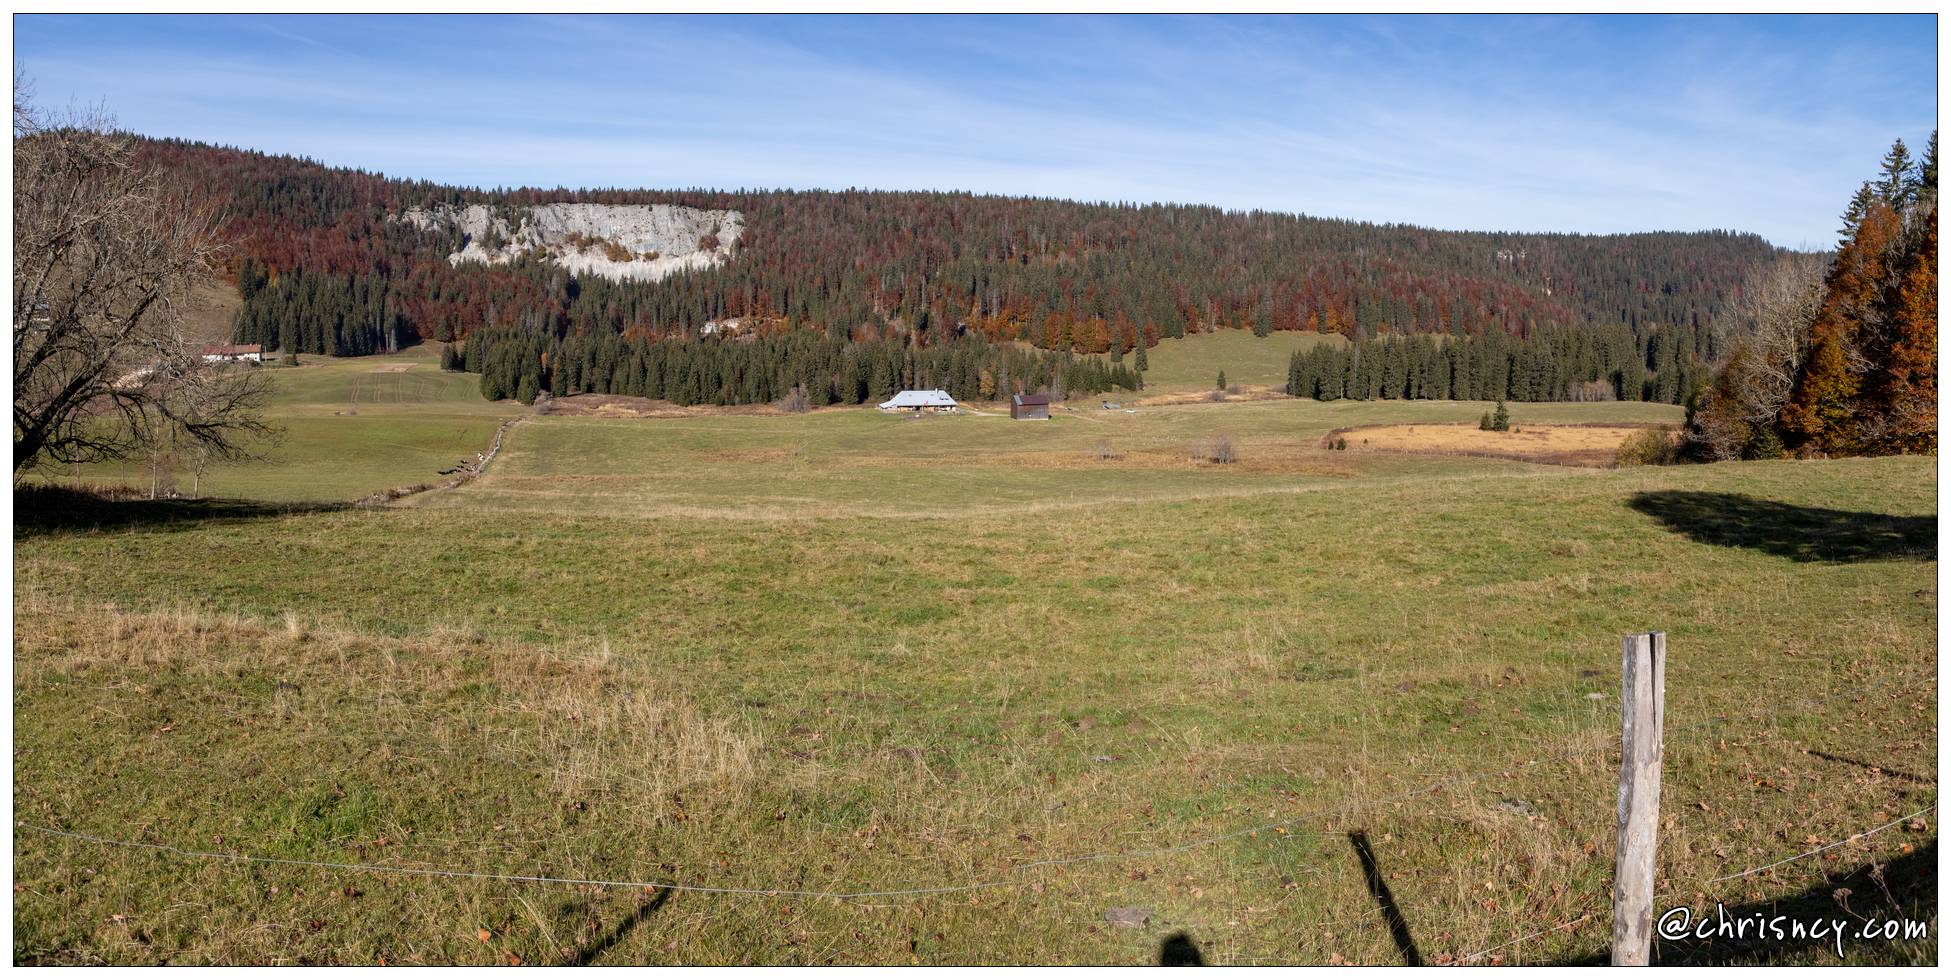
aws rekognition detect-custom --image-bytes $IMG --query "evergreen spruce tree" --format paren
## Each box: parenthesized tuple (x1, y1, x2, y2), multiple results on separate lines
(1920, 131, 1938, 202)
(1878, 138, 1917, 209)
(1780, 201, 1901, 454)
(1318, 348, 1345, 401)
(1880, 201, 1937, 453)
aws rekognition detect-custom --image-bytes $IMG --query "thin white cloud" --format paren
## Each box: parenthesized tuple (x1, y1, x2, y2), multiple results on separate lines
(13, 13, 1934, 246)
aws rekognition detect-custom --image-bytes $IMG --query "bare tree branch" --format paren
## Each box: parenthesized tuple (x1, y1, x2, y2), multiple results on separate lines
(13, 85, 277, 475)
(1688, 255, 1826, 460)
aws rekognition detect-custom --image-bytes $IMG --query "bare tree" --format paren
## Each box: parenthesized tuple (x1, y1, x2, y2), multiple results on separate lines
(12, 80, 273, 476)
(1711, 253, 1828, 403)
(1688, 255, 1827, 460)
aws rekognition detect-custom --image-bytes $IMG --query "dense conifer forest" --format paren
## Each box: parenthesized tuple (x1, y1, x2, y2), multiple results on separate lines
(1283, 323, 1706, 404)
(452, 328, 1142, 407)
(133, 136, 1792, 405)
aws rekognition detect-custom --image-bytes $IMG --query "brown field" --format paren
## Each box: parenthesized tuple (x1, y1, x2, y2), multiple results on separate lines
(1324, 422, 1666, 468)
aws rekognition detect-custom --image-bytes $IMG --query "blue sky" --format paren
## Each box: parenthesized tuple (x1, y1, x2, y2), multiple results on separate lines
(14, 13, 1938, 247)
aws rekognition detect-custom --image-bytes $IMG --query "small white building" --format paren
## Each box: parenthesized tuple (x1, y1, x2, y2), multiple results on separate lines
(201, 343, 264, 364)
(878, 389, 959, 413)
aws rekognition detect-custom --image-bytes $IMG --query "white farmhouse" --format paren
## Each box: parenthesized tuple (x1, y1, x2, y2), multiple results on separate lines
(201, 343, 264, 364)
(877, 390, 959, 413)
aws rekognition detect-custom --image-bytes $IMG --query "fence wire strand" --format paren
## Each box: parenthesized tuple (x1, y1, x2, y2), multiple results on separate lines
(1702, 802, 1937, 885)
(1459, 797, 1938, 964)
(14, 823, 1011, 901)
(14, 666, 1934, 961)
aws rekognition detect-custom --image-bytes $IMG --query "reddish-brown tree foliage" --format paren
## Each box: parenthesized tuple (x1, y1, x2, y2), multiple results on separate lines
(1779, 186, 1937, 456)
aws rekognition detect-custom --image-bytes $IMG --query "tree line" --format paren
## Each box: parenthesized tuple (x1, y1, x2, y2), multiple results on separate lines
(448, 329, 1143, 407)
(1285, 322, 1706, 403)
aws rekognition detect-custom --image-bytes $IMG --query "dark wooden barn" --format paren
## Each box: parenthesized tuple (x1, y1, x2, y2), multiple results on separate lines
(1011, 393, 1051, 420)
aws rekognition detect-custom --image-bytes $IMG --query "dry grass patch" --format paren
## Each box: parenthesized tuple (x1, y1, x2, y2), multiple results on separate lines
(1325, 423, 1663, 468)
(181, 280, 244, 345)
(13, 591, 769, 826)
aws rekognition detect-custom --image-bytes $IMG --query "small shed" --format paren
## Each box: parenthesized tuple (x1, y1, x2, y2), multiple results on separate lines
(878, 389, 959, 413)
(1011, 393, 1051, 420)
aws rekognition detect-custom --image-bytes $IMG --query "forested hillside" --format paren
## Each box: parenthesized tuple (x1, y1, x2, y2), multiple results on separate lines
(134, 136, 1790, 404)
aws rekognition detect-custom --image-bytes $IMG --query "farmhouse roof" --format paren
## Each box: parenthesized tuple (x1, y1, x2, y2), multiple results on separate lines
(1013, 393, 1051, 406)
(878, 389, 958, 409)
(201, 343, 263, 356)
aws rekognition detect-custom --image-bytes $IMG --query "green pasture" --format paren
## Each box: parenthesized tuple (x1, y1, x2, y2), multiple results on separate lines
(12, 330, 1936, 965)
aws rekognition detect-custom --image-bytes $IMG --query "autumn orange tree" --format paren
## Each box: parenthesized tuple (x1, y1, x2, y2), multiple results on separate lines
(1698, 134, 1936, 459)
(1882, 207, 1937, 451)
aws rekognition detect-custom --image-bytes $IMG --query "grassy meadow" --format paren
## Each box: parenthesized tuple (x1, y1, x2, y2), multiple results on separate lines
(417, 397, 1683, 521)
(13, 333, 1937, 965)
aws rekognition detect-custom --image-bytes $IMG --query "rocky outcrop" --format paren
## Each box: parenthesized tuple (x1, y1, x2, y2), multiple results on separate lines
(399, 203, 743, 283)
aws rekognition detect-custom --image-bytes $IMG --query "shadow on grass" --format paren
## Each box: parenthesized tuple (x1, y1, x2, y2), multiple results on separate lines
(1348, 830, 1423, 966)
(13, 485, 350, 538)
(1158, 932, 1206, 965)
(565, 886, 672, 965)
(1806, 750, 1936, 786)
(1627, 491, 1935, 563)
(1555, 840, 1936, 966)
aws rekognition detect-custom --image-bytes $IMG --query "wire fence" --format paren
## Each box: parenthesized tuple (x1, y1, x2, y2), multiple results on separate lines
(1456, 800, 1938, 965)
(27, 797, 1929, 966)
(1701, 804, 1937, 886)
(15, 663, 1935, 963)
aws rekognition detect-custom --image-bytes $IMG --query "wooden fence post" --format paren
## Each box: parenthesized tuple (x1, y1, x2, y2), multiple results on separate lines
(1612, 631, 1666, 965)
